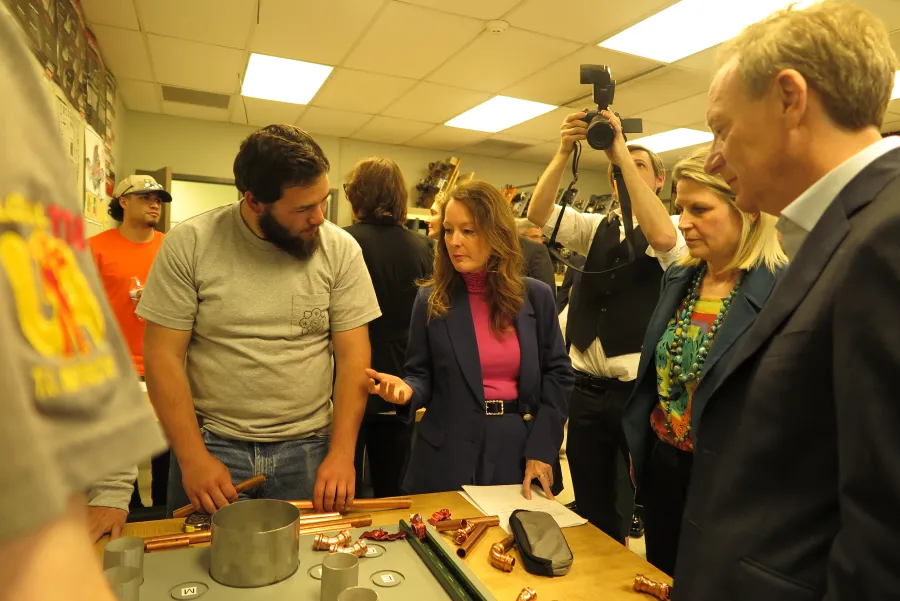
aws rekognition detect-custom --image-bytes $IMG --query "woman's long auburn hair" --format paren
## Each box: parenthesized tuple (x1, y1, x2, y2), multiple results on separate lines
(422, 180, 524, 334)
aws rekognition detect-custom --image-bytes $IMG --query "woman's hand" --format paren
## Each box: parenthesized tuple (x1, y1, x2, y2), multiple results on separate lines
(365, 368, 413, 405)
(523, 458, 555, 500)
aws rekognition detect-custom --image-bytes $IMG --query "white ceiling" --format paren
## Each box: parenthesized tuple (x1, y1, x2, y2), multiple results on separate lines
(82, 0, 900, 167)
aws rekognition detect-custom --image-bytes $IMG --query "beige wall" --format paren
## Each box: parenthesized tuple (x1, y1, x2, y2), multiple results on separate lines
(122, 111, 612, 227)
(169, 179, 239, 227)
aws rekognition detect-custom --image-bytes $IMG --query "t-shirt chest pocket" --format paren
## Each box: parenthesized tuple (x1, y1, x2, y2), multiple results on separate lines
(292, 293, 331, 337)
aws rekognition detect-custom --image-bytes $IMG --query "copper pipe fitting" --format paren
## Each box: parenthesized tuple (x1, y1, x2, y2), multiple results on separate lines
(329, 539, 368, 557)
(488, 535, 516, 572)
(435, 516, 500, 533)
(456, 522, 489, 558)
(145, 537, 191, 553)
(142, 530, 211, 551)
(516, 587, 537, 601)
(633, 574, 672, 600)
(454, 520, 478, 545)
(299, 512, 342, 523)
(313, 530, 352, 551)
(288, 496, 412, 511)
(172, 474, 267, 518)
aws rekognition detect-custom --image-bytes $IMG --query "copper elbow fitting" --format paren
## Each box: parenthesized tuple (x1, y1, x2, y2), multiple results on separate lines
(329, 539, 368, 557)
(516, 587, 537, 601)
(313, 529, 352, 550)
(454, 519, 478, 545)
(488, 535, 516, 572)
(456, 522, 489, 559)
(633, 574, 672, 600)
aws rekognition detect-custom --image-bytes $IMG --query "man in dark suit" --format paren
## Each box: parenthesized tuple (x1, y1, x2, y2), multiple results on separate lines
(674, 3, 900, 600)
(518, 234, 557, 294)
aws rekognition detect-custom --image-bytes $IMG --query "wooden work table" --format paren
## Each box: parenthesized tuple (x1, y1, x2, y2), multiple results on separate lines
(95, 492, 670, 601)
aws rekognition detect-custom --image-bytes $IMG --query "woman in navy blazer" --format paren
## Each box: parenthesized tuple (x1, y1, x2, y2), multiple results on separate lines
(365, 181, 573, 499)
(622, 146, 787, 576)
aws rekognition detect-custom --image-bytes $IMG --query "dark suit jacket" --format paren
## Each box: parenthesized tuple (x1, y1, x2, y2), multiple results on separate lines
(673, 148, 900, 601)
(344, 220, 433, 414)
(519, 236, 556, 293)
(399, 277, 574, 494)
(622, 263, 782, 489)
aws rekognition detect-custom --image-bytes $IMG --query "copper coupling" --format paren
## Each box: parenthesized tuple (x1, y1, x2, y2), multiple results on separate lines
(312, 530, 352, 551)
(329, 539, 368, 557)
(633, 574, 672, 600)
(516, 587, 537, 601)
(454, 520, 479, 545)
(488, 535, 516, 572)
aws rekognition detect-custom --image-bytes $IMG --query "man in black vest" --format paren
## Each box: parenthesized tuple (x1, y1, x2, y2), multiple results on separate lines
(527, 110, 687, 543)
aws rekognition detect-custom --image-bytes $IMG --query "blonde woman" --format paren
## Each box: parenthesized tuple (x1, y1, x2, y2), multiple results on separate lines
(622, 145, 787, 576)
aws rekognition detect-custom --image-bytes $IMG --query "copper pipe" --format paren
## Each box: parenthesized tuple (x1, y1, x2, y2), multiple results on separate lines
(287, 496, 412, 511)
(434, 516, 500, 533)
(172, 474, 267, 518)
(633, 574, 672, 600)
(145, 537, 191, 553)
(142, 530, 211, 549)
(488, 535, 516, 572)
(456, 522, 489, 558)
(328, 539, 368, 557)
(298, 512, 343, 525)
(312, 530, 352, 550)
(454, 520, 478, 545)
(296, 516, 373, 537)
(516, 588, 537, 601)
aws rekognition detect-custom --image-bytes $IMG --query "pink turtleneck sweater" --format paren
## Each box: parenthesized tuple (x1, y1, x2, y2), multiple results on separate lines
(461, 272, 520, 401)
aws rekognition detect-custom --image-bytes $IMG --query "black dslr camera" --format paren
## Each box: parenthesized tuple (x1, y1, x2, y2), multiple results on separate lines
(579, 65, 642, 150)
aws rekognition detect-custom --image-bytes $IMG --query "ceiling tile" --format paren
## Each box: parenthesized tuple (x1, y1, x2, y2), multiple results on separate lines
(162, 99, 233, 122)
(136, 0, 256, 49)
(427, 28, 580, 93)
(502, 107, 574, 141)
(352, 116, 434, 145)
(506, 0, 676, 44)
(490, 133, 547, 146)
(311, 69, 417, 114)
(344, 3, 483, 79)
(399, 0, 523, 20)
(686, 121, 711, 133)
(635, 92, 709, 127)
(249, 0, 384, 66)
(857, 0, 900, 33)
(507, 141, 562, 164)
(91, 25, 154, 81)
(381, 82, 491, 124)
(503, 46, 661, 106)
(296, 106, 374, 138)
(240, 97, 306, 128)
(147, 35, 245, 94)
(81, 0, 139, 30)
(619, 119, 673, 142)
(673, 45, 721, 77)
(118, 79, 161, 113)
(600, 66, 711, 116)
(406, 126, 490, 151)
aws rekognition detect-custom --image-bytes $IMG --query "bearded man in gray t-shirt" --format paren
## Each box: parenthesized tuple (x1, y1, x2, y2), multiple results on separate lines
(139, 125, 381, 515)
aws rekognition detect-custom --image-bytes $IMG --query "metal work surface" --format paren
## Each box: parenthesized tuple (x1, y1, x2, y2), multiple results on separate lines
(141, 524, 498, 601)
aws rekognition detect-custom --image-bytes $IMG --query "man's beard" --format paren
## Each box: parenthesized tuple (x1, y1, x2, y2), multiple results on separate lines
(258, 207, 319, 260)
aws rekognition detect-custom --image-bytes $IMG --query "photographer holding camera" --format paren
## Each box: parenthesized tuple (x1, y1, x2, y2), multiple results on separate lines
(527, 98, 686, 543)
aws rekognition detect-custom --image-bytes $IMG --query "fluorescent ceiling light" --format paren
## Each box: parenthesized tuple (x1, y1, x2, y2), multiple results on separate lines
(892, 70, 900, 100)
(635, 128, 714, 154)
(445, 96, 557, 133)
(242, 53, 333, 105)
(599, 0, 821, 63)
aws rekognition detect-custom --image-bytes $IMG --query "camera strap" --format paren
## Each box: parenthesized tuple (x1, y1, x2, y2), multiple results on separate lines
(547, 142, 637, 274)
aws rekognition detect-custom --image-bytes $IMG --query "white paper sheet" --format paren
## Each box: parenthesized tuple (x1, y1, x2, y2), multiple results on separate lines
(459, 485, 588, 533)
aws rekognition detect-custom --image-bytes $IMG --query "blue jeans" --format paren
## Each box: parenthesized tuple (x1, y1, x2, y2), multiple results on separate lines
(166, 427, 330, 517)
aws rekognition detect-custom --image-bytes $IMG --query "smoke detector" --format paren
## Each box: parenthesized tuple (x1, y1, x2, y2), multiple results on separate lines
(485, 20, 509, 34)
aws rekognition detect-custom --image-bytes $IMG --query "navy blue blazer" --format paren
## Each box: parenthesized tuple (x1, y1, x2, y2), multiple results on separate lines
(623, 263, 783, 488)
(399, 277, 574, 494)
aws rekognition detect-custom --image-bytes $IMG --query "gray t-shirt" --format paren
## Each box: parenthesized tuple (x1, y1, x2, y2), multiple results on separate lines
(138, 202, 381, 441)
(0, 6, 165, 538)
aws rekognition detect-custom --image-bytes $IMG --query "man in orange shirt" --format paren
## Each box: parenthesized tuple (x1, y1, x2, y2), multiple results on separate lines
(87, 174, 171, 536)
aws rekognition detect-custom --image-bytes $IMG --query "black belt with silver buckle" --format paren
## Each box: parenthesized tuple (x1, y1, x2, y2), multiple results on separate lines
(485, 399, 533, 421)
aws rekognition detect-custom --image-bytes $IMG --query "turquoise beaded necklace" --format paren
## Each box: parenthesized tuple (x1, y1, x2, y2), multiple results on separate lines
(663, 263, 745, 399)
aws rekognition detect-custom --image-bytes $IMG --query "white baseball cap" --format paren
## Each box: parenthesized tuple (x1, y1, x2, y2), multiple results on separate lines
(113, 174, 172, 202)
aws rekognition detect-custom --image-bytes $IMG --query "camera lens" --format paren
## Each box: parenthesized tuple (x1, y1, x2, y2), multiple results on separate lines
(586, 118, 615, 150)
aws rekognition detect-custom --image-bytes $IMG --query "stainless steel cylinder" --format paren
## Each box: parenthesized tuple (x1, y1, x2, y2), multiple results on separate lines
(103, 536, 144, 582)
(321, 552, 359, 601)
(338, 586, 379, 601)
(209, 499, 300, 588)
(104, 566, 141, 601)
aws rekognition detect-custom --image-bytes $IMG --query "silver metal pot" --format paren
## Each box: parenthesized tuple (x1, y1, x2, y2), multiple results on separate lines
(209, 499, 300, 587)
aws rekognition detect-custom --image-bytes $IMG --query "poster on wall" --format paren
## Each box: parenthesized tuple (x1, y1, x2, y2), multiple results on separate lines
(84, 33, 106, 135)
(56, 93, 84, 194)
(3, 0, 58, 76)
(56, 0, 86, 113)
(84, 125, 104, 223)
